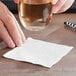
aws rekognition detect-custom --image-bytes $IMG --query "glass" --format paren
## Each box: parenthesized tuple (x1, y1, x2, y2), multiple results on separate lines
(18, 0, 53, 31)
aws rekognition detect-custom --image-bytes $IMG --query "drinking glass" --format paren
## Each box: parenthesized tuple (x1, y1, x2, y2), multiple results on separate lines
(18, 0, 53, 31)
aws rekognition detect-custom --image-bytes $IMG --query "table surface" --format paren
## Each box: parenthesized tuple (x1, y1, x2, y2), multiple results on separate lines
(0, 13, 76, 76)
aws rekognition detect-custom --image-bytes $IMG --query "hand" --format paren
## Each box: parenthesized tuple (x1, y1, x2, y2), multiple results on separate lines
(0, 1, 25, 48)
(14, 0, 75, 13)
(52, 0, 75, 13)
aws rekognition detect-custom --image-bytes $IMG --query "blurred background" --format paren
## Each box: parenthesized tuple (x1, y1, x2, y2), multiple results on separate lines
(0, 0, 76, 13)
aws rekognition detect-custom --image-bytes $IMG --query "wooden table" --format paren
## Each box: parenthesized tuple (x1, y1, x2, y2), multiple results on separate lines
(0, 14, 76, 76)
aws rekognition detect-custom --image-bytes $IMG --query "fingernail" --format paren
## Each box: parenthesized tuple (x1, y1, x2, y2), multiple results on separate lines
(17, 39, 23, 46)
(22, 35, 26, 43)
(23, 37, 26, 43)
(9, 42, 15, 48)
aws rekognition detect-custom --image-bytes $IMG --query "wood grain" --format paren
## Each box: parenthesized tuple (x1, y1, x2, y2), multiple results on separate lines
(0, 14, 76, 76)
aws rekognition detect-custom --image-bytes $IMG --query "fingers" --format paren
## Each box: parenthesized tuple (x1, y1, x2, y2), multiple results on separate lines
(9, 12, 26, 43)
(52, 0, 75, 13)
(0, 20, 15, 48)
(52, 0, 67, 13)
(0, 2, 26, 47)
(2, 15, 23, 46)
(57, 0, 75, 13)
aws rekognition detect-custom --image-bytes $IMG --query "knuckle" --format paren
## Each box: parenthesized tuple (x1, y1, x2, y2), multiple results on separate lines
(6, 15, 13, 24)
(0, 20, 4, 26)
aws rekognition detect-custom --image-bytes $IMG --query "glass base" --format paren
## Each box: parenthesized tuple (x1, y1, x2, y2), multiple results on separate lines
(23, 25, 48, 31)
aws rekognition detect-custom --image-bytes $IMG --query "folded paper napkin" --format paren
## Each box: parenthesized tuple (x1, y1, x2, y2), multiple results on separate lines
(3, 38, 73, 68)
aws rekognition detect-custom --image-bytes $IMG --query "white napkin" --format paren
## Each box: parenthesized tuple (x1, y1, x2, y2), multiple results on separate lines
(3, 38, 73, 68)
